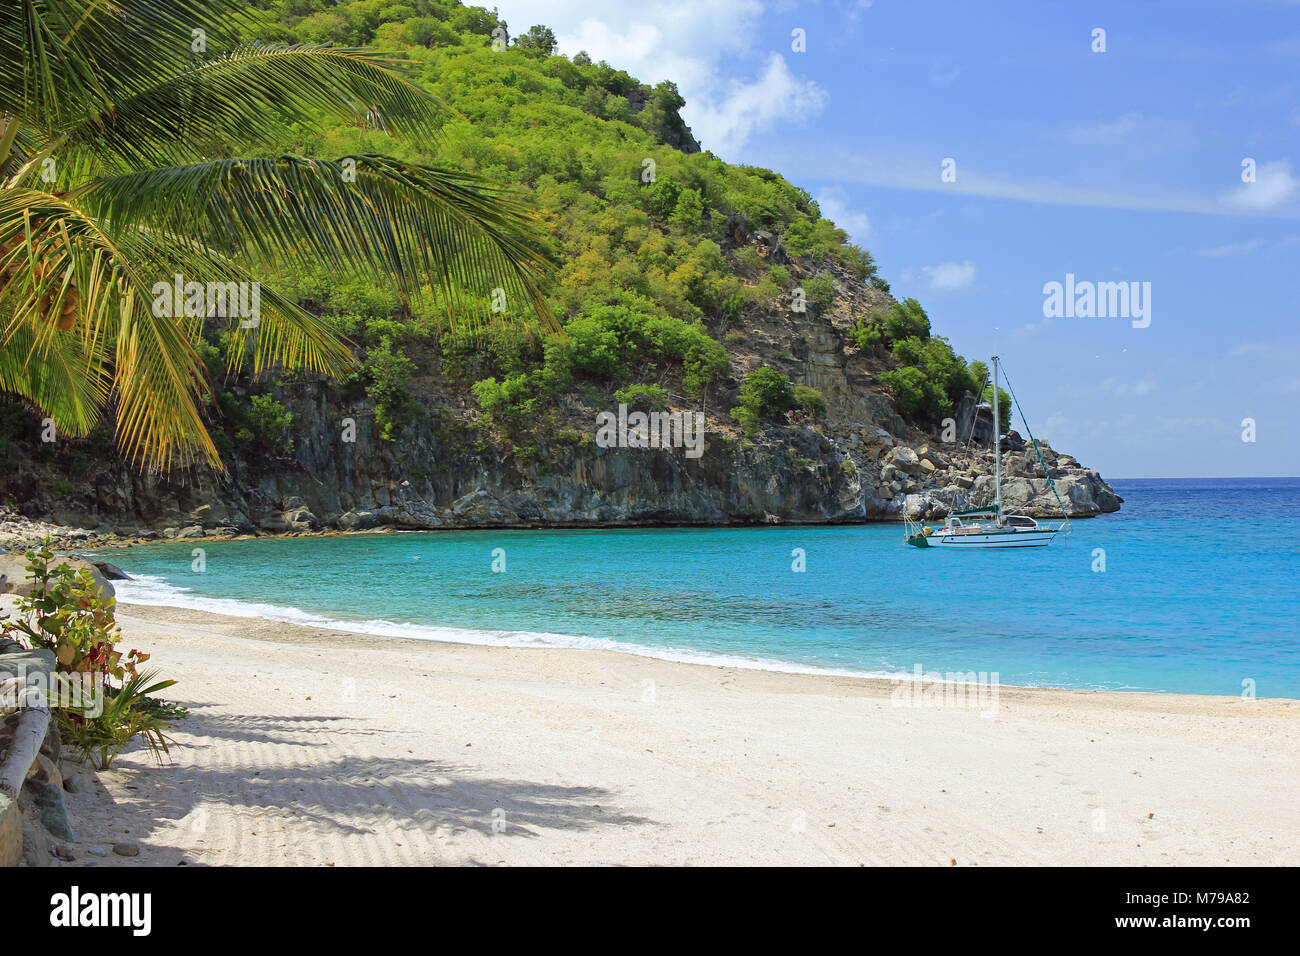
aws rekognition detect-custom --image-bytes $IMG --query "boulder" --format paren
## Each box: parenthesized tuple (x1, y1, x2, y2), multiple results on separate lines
(0, 554, 114, 599)
(890, 446, 923, 477)
(31, 753, 62, 790)
(282, 507, 318, 533)
(21, 778, 73, 841)
(336, 510, 380, 531)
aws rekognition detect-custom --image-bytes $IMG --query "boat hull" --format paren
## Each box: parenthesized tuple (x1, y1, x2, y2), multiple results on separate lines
(908, 528, 1059, 549)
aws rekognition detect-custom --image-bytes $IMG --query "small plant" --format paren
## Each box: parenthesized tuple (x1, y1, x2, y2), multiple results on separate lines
(730, 366, 795, 436)
(849, 318, 882, 353)
(792, 385, 828, 418)
(2, 543, 183, 769)
(60, 670, 180, 770)
(614, 383, 670, 411)
(246, 393, 295, 454)
(364, 338, 419, 441)
(801, 276, 836, 312)
(766, 264, 792, 287)
(554, 426, 585, 447)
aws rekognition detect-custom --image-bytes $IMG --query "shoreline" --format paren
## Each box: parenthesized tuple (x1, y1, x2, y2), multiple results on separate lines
(36, 598, 1300, 866)
(117, 589, 1291, 701)
(2, 508, 1120, 557)
(119, 599, 1298, 708)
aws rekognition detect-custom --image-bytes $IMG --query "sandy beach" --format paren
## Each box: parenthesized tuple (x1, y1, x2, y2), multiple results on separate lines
(23, 598, 1293, 867)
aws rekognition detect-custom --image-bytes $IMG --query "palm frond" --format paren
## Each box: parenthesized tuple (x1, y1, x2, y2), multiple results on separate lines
(0, 1, 251, 128)
(62, 45, 447, 171)
(0, 2, 560, 472)
(87, 156, 557, 333)
(0, 318, 108, 437)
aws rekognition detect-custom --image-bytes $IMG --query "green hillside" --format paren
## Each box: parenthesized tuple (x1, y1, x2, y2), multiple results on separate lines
(0, 0, 1012, 507)
(197, 1, 999, 449)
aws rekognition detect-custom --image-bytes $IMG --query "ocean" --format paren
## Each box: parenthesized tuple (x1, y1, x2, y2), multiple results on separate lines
(109, 477, 1300, 698)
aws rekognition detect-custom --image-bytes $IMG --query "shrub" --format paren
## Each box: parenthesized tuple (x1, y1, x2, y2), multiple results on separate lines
(849, 319, 882, 352)
(558, 294, 728, 396)
(364, 339, 418, 441)
(730, 366, 795, 435)
(669, 187, 704, 233)
(792, 384, 828, 418)
(3, 544, 183, 769)
(247, 393, 294, 454)
(800, 276, 836, 312)
(614, 383, 670, 411)
(882, 297, 930, 343)
(472, 366, 564, 435)
(766, 264, 792, 287)
(472, 373, 537, 427)
(879, 366, 935, 420)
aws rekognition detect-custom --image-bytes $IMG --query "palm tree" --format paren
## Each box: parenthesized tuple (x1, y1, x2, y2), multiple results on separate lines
(0, 0, 552, 471)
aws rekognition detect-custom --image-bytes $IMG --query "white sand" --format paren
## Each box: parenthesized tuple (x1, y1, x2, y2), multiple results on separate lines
(41, 601, 1300, 866)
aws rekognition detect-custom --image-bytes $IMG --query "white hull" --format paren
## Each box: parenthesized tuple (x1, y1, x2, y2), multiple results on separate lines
(922, 528, 1059, 549)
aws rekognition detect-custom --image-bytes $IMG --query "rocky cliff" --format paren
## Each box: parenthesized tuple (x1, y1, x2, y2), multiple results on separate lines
(0, 226, 1120, 548)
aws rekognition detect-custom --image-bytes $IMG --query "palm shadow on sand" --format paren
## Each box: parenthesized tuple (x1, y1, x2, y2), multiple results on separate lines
(90, 700, 656, 861)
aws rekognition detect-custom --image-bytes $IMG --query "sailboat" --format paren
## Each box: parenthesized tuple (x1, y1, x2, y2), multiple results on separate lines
(904, 356, 1068, 549)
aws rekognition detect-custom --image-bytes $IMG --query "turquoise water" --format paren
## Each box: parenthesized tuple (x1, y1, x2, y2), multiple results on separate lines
(110, 478, 1300, 698)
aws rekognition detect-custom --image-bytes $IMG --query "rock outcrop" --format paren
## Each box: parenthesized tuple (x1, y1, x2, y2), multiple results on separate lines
(0, 236, 1120, 546)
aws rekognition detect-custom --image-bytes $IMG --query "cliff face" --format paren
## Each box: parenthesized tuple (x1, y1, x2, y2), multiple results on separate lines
(0, 230, 1120, 545)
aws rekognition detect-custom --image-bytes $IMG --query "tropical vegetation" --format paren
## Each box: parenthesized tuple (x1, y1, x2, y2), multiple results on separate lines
(3, 0, 1001, 485)
(2, 543, 186, 769)
(0, 0, 552, 470)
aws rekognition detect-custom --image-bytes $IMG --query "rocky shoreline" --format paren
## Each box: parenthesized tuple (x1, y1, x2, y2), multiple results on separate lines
(0, 232, 1120, 546)
(0, 425, 1120, 557)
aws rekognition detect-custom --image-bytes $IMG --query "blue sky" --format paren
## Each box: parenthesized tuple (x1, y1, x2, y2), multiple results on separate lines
(492, 0, 1299, 478)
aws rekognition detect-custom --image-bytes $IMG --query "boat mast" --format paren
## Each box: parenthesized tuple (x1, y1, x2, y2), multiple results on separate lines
(992, 355, 1002, 522)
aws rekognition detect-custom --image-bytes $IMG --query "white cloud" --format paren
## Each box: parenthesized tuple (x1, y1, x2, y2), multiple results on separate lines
(903, 260, 976, 293)
(1222, 159, 1299, 211)
(813, 186, 871, 243)
(688, 53, 826, 157)
(490, 1, 826, 158)
(762, 146, 1300, 219)
(1193, 239, 1266, 257)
